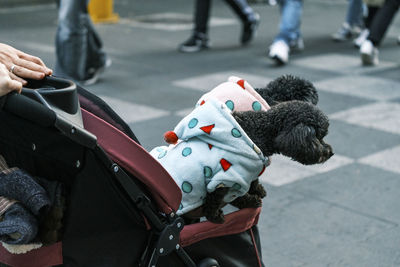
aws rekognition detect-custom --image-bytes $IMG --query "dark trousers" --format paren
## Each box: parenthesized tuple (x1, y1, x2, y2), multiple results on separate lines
(194, 0, 255, 34)
(368, 0, 400, 46)
(364, 6, 380, 29)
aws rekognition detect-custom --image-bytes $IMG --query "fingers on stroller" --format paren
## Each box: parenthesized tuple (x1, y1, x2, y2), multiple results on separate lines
(0, 76, 263, 267)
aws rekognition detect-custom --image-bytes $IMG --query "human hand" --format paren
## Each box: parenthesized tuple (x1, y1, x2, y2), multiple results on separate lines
(0, 43, 52, 86)
(0, 63, 22, 96)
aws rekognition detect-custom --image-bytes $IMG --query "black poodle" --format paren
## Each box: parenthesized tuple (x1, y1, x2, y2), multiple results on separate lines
(195, 75, 331, 223)
(200, 100, 333, 223)
(158, 75, 332, 224)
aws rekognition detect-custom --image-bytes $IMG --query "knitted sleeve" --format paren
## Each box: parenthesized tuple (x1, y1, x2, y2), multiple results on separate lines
(0, 196, 17, 217)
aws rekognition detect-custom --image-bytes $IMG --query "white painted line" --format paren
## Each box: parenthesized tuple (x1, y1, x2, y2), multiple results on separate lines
(99, 95, 170, 123)
(307, 0, 347, 5)
(359, 145, 400, 174)
(304, 154, 355, 173)
(259, 156, 316, 186)
(172, 71, 273, 92)
(9, 41, 119, 58)
(17, 41, 55, 54)
(0, 4, 56, 14)
(387, 31, 400, 39)
(119, 17, 192, 31)
(293, 53, 397, 75)
(103, 47, 127, 57)
(260, 154, 353, 186)
(330, 102, 400, 135)
(173, 107, 194, 118)
(119, 13, 236, 31)
(315, 76, 400, 101)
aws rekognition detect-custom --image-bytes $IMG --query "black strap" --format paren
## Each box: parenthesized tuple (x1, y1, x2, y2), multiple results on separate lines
(3, 92, 56, 127)
(0, 95, 7, 110)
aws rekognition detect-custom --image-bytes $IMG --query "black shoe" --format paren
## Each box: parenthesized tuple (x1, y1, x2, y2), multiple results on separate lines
(178, 32, 210, 53)
(81, 57, 112, 86)
(241, 13, 260, 45)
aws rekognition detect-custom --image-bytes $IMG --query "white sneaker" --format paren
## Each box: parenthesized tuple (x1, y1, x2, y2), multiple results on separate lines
(268, 40, 290, 65)
(353, 29, 369, 48)
(332, 22, 353, 41)
(360, 40, 379, 66)
(332, 22, 363, 42)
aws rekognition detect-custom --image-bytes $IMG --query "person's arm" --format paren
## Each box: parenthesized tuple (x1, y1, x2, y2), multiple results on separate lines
(0, 43, 52, 86)
(0, 63, 22, 96)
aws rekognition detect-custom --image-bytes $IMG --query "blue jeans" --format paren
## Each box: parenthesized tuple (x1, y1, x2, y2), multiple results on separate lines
(346, 0, 364, 26)
(55, 0, 106, 81)
(274, 0, 303, 46)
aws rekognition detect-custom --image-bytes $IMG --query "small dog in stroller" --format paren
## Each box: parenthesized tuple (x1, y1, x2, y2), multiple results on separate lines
(151, 75, 333, 224)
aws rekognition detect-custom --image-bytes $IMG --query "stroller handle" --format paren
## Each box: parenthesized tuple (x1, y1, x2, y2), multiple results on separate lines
(3, 76, 97, 148)
(4, 90, 56, 127)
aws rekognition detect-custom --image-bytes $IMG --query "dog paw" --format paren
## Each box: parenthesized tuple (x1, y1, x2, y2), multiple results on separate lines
(249, 181, 267, 198)
(254, 184, 267, 198)
(207, 210, 225, 224)
(247, 197, 262, 208)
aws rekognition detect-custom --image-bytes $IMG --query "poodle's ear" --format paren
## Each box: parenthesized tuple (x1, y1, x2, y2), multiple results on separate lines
(256, 75, 319, 106)
(274, 123, 332, 165)
(254, 87, 277, 106)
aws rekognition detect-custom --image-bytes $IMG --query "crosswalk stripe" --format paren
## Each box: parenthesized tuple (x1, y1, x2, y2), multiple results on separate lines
(358, 145, 400, 174)
(316, 76, 400, 101)
(118, 13, 236, 31)
(173, 71, 273, 91)
(99, 95, 170, 124)
(173, 108, 194, 118)
(330, 102, 400, 135)
(260, 154, 354, 187)
(293, 53, 397, 74)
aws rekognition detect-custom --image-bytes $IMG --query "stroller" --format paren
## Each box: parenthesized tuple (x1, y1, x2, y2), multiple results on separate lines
(0, 76, 264, 267)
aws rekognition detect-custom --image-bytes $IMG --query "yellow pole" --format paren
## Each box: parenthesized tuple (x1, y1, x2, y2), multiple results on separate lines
(88, 0, 119, 24)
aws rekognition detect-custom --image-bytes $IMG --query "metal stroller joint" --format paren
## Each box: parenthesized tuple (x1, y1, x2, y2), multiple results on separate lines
(109, 163, 196, 266)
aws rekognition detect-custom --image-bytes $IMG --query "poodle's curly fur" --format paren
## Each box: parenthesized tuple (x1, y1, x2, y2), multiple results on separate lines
(198, 76, 333, 224)
(255, 75, 319, 106)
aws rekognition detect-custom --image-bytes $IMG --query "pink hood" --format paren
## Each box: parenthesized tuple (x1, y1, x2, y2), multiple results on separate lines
(196, 76, 270, 112)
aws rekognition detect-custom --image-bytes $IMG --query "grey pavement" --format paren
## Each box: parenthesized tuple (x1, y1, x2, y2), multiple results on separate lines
(1, 0, 400, 266)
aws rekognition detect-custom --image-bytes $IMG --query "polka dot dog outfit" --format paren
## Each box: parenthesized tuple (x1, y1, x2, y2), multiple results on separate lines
(150, 99, 269, 215)
(196, 76, 270, 112)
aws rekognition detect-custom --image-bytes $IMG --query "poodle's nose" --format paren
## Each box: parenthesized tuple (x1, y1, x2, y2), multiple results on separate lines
(324, 144, 334, 159)
(318, 143, 333, 163)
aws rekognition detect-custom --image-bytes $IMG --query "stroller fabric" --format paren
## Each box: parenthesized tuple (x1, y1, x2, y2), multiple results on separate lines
(0, 80, 265, 267)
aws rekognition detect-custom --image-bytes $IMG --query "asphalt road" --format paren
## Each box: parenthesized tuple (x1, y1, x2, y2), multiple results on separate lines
(1, 0, 400, 266)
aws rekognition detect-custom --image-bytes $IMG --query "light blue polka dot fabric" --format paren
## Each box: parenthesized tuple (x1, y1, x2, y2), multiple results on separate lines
(150, 99, 269, 215)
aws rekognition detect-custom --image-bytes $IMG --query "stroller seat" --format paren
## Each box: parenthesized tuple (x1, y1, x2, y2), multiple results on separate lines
(0, 77, 264, 267)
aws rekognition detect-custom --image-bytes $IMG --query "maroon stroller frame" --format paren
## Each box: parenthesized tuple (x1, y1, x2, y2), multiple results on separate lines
(0, 77, 264, 267)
